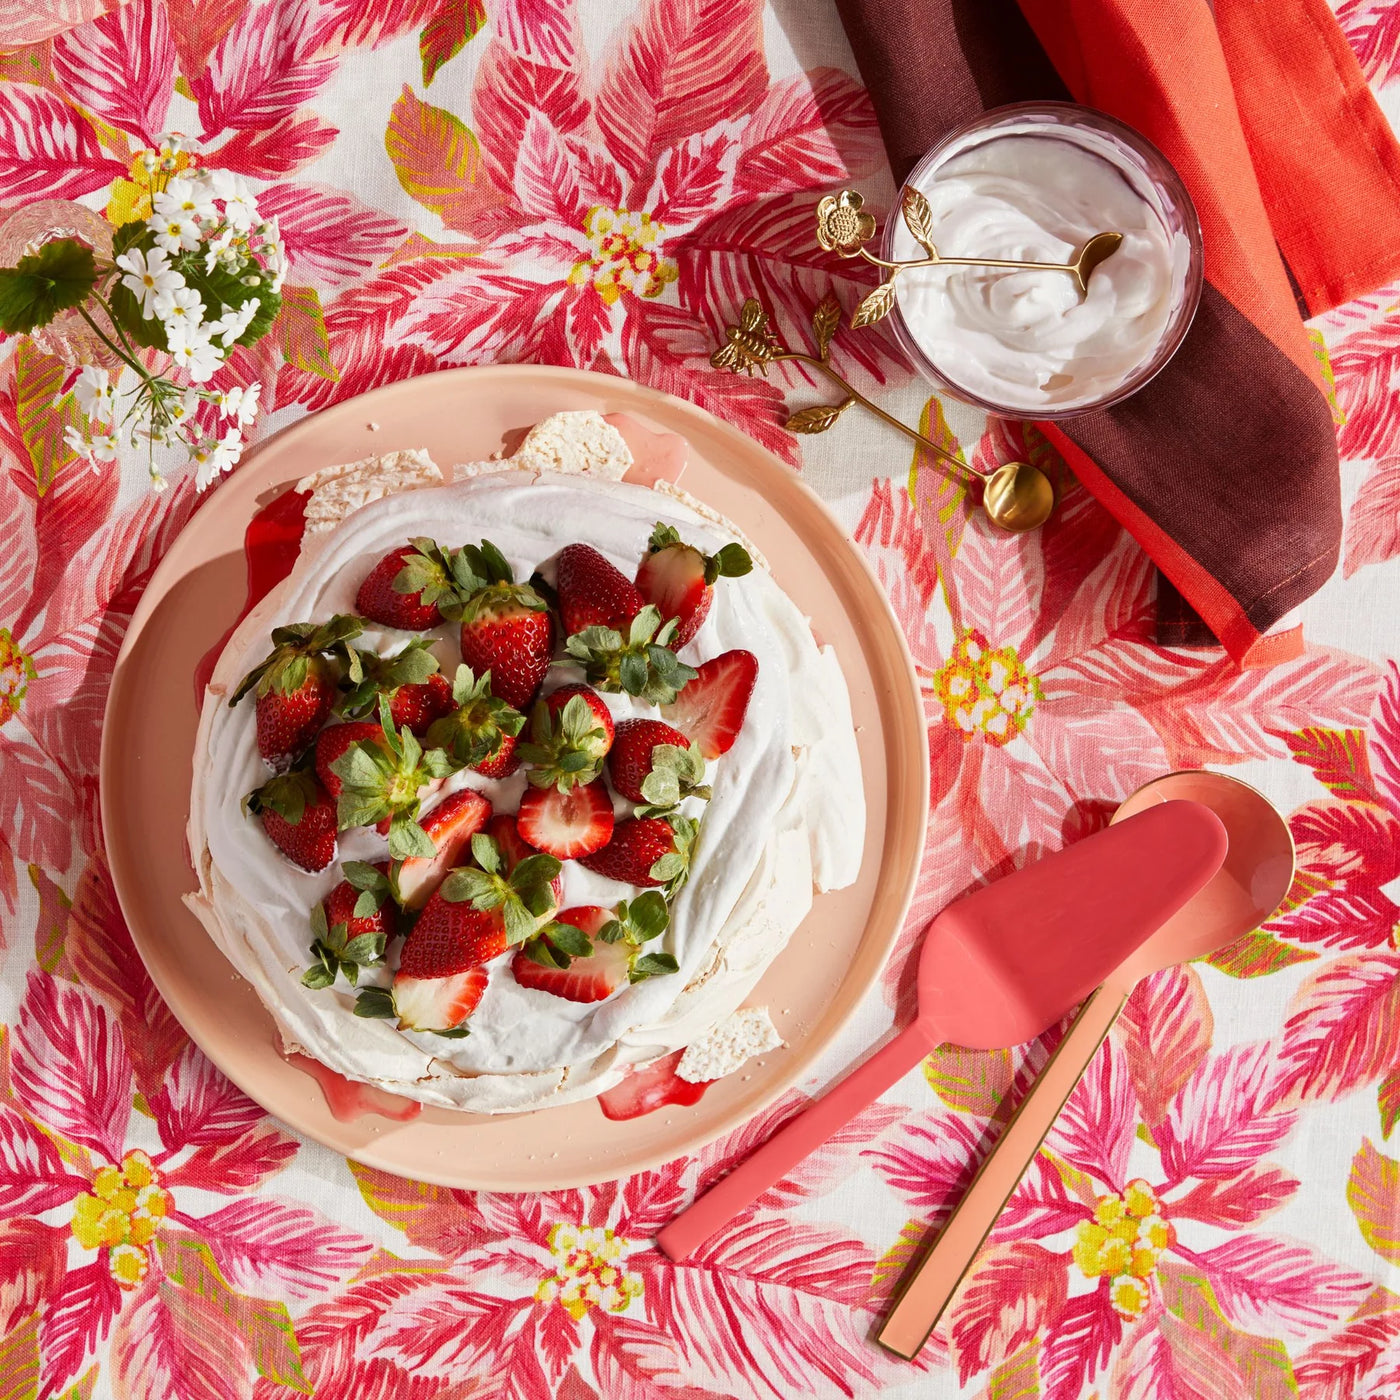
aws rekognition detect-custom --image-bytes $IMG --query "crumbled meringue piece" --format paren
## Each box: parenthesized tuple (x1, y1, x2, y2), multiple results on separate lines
(296, 447, 442, 535)
(677, 1007, 784, 1083)
(512, 411, 633, 479)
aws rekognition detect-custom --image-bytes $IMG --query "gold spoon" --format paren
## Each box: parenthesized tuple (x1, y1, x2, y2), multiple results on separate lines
(710, 296, 1056, 533)
(817, 189, 1123, 327)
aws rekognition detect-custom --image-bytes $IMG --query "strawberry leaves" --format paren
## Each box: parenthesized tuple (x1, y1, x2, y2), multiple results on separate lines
(301, 900, 386, 989)
(244, 767, 318, 825)
(636, 740, 710, 815)
(391, 537, 467, 619)
(338, 638, 441, 717)
(518, 691, 609, 791)
(329, 697, 457, 858)
(564, 604, 697, 704)
(441, 833, 561, 944)
(231, 614, 364, 703)
(521, 890, 679, 981)
(425, 665, 525, 767)
(452, 538, 550, 623)
(646, 521, 752, 584)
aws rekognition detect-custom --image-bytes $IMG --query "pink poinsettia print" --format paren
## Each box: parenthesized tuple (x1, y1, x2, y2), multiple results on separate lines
(266, 1098, 907, 1400)
(2, 851, 370, 1398)
(278, 0, 898, 459)
(869, 979, 1371, 1400)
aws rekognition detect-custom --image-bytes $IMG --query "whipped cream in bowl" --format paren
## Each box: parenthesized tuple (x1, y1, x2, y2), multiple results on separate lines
(887, 102, 1203, 417)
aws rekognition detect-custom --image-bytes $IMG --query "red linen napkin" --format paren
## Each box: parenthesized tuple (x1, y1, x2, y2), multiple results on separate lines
(833, 0, 1400, 665)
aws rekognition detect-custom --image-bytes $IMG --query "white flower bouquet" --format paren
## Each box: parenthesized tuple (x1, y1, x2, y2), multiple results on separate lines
(0, 140, 285, 492)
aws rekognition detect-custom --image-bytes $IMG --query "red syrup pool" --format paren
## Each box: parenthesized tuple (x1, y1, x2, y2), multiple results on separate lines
(283, 1052, 423, 1124)
(192, 485, 309, 705)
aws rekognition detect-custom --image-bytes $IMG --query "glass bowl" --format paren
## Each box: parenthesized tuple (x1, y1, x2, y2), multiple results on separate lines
(882, 101, 1204, 419)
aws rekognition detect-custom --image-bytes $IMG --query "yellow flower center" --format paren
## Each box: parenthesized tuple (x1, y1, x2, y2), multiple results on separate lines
(70, 1150, 170, 1289)
(105, 148, 198, 227)
(1072, 1181, 1175, 1317)
(534, 1222, 643, 1321)
(0, 628, 36, 727)
(568, 208, 678, 306)
(931, 629, 1041, 746)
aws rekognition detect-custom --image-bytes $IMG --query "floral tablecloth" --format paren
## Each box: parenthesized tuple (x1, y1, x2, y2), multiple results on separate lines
(4, 1, 1400, 1396)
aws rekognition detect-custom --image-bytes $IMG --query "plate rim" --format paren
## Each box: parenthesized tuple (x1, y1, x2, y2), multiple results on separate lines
(101, 364, 930, 1188)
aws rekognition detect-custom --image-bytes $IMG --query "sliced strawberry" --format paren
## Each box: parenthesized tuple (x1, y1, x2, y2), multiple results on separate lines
(323, 861, 396, 940)
(473, 732, 520, 779)
(578, 814, 697, 893)
(635, 524, 752, 648)
(390, 966, 488, 1033)
(314, 721, 384, 799)
(607, 718, 707, 806)
(397, 788, 494, 910)
(231, 615, 363, 768)
(246, 770, 337, 873)
(518, 684, 614, 792)
(517, 779, 614, 860)
(387, 670, 455, 734)
(598, 1048, 710, 1121)
(660, 649, 758, 759)
(512, 906, 631, 1003)
(355, 540, 459, 630)
(485, 814, 563, 907)
(556, 543, 643, 635)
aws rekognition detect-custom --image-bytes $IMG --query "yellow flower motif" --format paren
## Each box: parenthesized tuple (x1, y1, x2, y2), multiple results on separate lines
(1093, 1194, 1126, 1227)
(535, 1222, 644, 1321)
(1128, 1246, 1159, 1279)
(70, 1150, 171, 1289)
(568, 207, 679, 306)
(931, 629, 1042, 746)
(1072, 1221, 1109, 1277)
(815, 190, 876, 256)
(1110, 1274, 1151, 1320)
(106, 146, 200, 227)
(0, 628, 37, 727)
(1139, 1212, 1176, 1252)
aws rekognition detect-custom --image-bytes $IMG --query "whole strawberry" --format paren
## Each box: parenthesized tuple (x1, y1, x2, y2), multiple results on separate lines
(454, 541, 554, 710)
(340, 640, 453, 736)
(245, 769, 338, 872)
(439, 830, 563, 946)
(356, 539, 461, 630)
(518, 685, 614, 793)
(301, 862, 396, 991)
(230, 615, 363, 769)
(635, 523, 752, 648)
(556, 543, 644, 635)
(607, 718, 709, 808)
(563, 605, 696, 706)
(425, 666, 526, 774)
(578, 814, 698, 894)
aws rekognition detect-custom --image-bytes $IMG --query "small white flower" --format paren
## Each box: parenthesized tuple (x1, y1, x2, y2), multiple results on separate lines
(212, 382, 261, 425)
(89, 432, 119, 463)
(74, 365, 114, 417)
(155, 177, 218, 225)
(155, 284, 204, 331)
(149, 211, 201, 255)
(164, 386, 201, 431)
(167, 323, 222, 383)
(190, 427, 243, 490)
(150, 468, 169, 493)
(138, 150, 158, 173)
(207, 297, 259, 348)
(202, 226, 238, 274)
(63, 424, 88, 457)
(210, 169, 261, 230)
(116, 245, 183, 318)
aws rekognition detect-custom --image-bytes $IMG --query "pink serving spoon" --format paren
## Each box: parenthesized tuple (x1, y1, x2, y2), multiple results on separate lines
(875, 770, 1294, 1358)
(656, 799, 1229, 1262)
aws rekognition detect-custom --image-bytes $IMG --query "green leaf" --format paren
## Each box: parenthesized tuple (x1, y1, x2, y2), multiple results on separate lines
(354, 987, 396, 1019)
(1349, 1138, 1400, 1263)
(442, 867, 497, 905)
(625, 890, 669, 942)
(511, 852, 561, 893)
(421, 0, 487, 85)
(301, 963, 335, 990)
(352, 890, 380, 919)
(388, 815, 435, 859)
(0, 238, 98, 334)
(342, 933, 386, 965)
(544, 922, 593, 959)
(1205, 931, 1318, 979)
(471, 832, 501, 874)
(711, 542, 753, 578)
(276, 283, 338, 381)
(341, 860, 386, 890)
(502, 899, 536, 946)
(432, 1022, 472, 1038)
(629, 952, 678, 982)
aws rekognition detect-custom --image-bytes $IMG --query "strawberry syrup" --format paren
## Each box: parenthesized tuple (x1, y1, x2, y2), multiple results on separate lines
(284, 1052, 423, 1123)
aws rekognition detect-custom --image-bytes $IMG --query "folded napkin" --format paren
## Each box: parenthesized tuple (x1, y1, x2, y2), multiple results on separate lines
(834, 0, 1400, 665)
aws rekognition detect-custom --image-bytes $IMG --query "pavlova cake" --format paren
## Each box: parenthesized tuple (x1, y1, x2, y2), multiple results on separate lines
(185, 412, 864, 1114)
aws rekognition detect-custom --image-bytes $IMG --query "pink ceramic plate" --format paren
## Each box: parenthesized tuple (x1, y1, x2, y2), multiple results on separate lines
(101, 366, 929, 1190)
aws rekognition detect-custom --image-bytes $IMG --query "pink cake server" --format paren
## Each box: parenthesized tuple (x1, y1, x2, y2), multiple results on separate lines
(655, 799, 1228, 1262)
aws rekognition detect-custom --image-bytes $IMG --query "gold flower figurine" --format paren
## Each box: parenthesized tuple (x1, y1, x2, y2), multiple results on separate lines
(815, 191, 876, 257)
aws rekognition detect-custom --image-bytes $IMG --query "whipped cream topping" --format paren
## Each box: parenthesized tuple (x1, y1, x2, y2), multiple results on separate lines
(892, 128, 1187, 411)
(186, 451, 863, 1114)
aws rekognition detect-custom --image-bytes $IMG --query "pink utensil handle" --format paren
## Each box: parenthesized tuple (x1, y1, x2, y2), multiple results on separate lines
(656, 1021, 937, 1262)
(876, 986, 1130, 1359)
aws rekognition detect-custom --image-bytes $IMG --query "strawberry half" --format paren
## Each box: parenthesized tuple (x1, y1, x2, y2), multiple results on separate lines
(556, 543, 643, 635)
(245, 769, 337, 873)
(454, 541, 554, 711)
(517, 685, 614, 793)
(396, 788, 494, 910)
(513, 893, 677, 1003)
(607, 718, 709, 808)
(660, 649, 758, 759)
(517, 779, 614, 860)
(231, 615, 363, 769)
(425, 666, 526, 773)
(635, 523, 752, 648)
(598, 1048, 710, 1121)
(578, 814, 697, 893)
(385, 888, 504, 1033)
(437, 831, 563, 945)
(355, 539, 461, 630)
(512, 906, 632, 1003)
